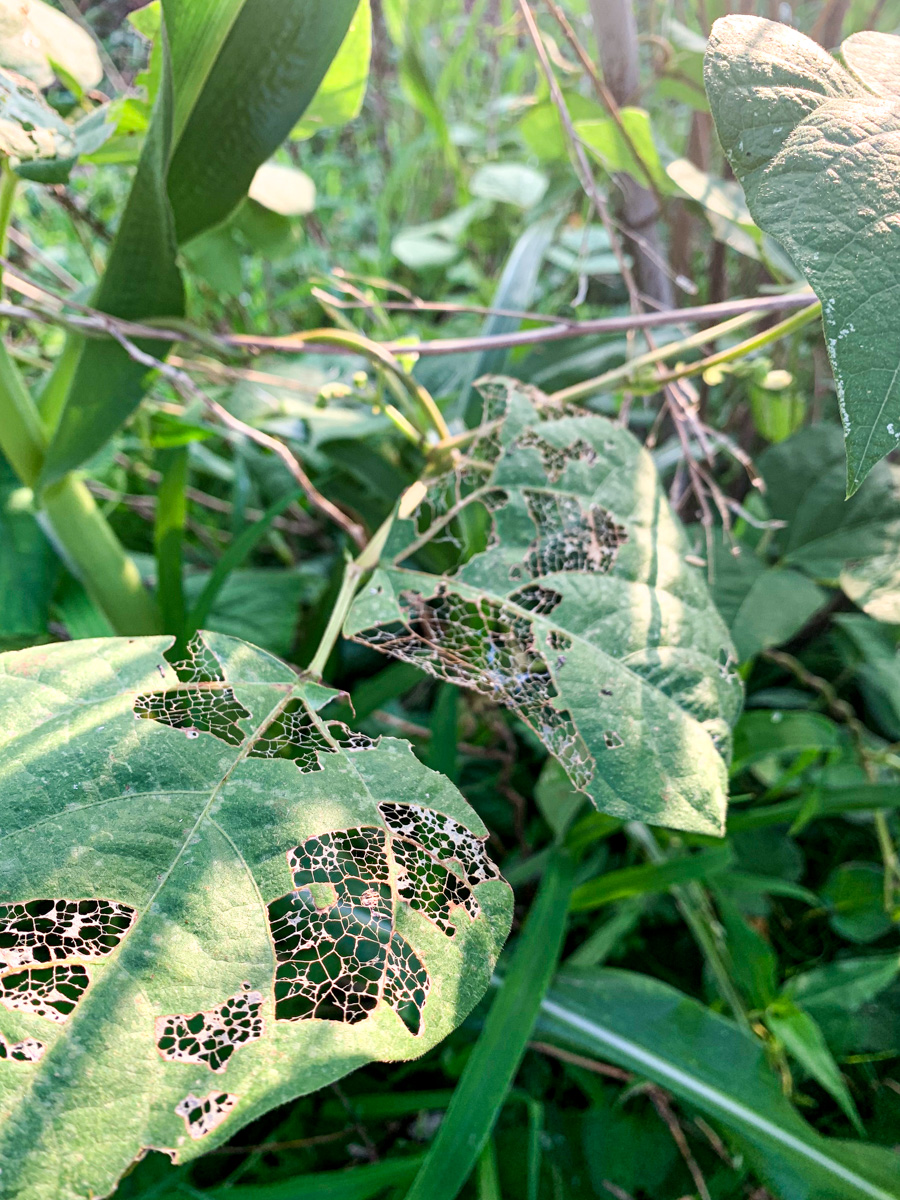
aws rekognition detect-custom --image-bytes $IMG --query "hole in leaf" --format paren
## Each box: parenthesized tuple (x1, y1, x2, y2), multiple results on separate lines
(603, 731, 625, 750)
(510, 584, 562, 616)
(175, 1091, 238, 1139)
(356, 585, 593, 793)
(523, 491, 627, 577)
(134, 687, 250, 747)
(0, 898, 137, 969)
(0, 964, 90, 1022)
(155, 987, 264, 1074)
(0, 1032, 44, 1062)
(267, 809, 500, 1035)
(516, 429, 598, 483)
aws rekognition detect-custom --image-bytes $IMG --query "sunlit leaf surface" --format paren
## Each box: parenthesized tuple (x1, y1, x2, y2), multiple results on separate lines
(0, 633, 511, 1200)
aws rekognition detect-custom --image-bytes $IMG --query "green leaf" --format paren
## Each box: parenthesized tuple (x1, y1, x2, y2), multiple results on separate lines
(537, 968, 900, 1200)
(710, 540, 827, 662)
(0, 0, 102, 90)
(823, 863, 895, 944)
(41, 0, 361, 485)
(705, 15, 900, 493)
(764, 1000, 864, 1134)
(0, 633, 512, 1200)
(219, 1155, 424, 1200)
(759, 425, 900, 584)
(469, 162, 549, 209)
(785, 954, 900, 1014)
(403, 849, 574, 1200)
(0, 465, 57, 649)
(570, 846, 733, 912)
(291, 0, 371, 141)
(732, 710, 841, 772)
(345, 378, 742, 835)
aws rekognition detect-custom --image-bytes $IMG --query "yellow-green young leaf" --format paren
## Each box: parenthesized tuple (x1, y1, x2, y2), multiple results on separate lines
(291, 0, 371, 141)
(248, 161, 316, 216)
(0, 0, 102, 91)
(705, 16, 900, 494)
(0, 633, 511, 1200)
(575, 108, 672, 195)
(344, 378, 743, 835)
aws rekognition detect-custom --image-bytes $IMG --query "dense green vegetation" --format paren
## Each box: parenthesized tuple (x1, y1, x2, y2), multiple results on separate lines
(1, 2, 900, 1199)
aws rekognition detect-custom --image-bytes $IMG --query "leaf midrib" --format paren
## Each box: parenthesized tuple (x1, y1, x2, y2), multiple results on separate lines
(6, 684, 297, 1126)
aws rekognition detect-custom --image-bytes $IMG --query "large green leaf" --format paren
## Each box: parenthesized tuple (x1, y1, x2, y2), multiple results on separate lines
(345, 378, 743, 835)
(705, 16, 900, 493)
(759, 425, 900, 589)
(40, 0, 360, 485)
(0, 633, 511, 1200)
(537, 968, 900, 1200)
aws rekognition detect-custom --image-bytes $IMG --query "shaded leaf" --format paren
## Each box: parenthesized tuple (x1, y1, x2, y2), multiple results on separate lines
(764, 1001, 864, 1133)
(785, 954, 900, 1014)
(537, 968, 900, 1200)
(0, 633, 511, 1200)
(469, 162, 548, 209)
(710, 540, 827, 662)
(823, 864, 895, 944)
(346, 377, 742, 835)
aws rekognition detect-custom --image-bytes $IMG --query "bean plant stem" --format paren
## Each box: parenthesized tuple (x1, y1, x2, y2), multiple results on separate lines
(305, 509, 397, 679)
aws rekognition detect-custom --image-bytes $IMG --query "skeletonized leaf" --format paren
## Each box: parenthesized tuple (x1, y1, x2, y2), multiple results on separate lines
(0, 69, 75, 173)
(345, 378, 742, 835)
(705, 16, 900, 494)
(0, 633, 511, 1200)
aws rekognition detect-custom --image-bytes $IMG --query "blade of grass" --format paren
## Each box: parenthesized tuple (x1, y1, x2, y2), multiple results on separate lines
(403, 848, 575, 1200)
(185, 486, 304, 637)
(569, 845, 733, 911)
(213, 1155, 425, 1200)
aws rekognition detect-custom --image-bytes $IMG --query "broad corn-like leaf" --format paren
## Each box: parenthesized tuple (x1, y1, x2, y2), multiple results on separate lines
(345, 378, 743, 834)
(705, 16, 900, 494)
(41, 0, 360, 485)
(0, 633, 511, 1200)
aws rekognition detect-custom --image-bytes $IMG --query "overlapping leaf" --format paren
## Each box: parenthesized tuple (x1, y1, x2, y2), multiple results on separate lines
(345, 378, 743, 834)
(705, 16, 900, 493)
(0, 633, 510, 1200)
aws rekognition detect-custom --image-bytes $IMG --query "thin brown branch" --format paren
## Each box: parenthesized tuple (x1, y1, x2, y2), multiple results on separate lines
(529, 1040, 633, 1081)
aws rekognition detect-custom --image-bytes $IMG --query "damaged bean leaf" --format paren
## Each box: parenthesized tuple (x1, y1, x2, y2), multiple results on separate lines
(0, 633, 511, 1200)
(345, 377, 742, 835)
(705, 16, 900, 494)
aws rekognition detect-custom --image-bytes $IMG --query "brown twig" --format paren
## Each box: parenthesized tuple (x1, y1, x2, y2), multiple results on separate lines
(529, 1041, 632, 1081)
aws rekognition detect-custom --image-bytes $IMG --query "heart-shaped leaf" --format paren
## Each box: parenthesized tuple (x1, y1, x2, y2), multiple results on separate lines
(0, 633, 511, 1200)
(345, 378, 743, 835)
(705, 16, 900, 494)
